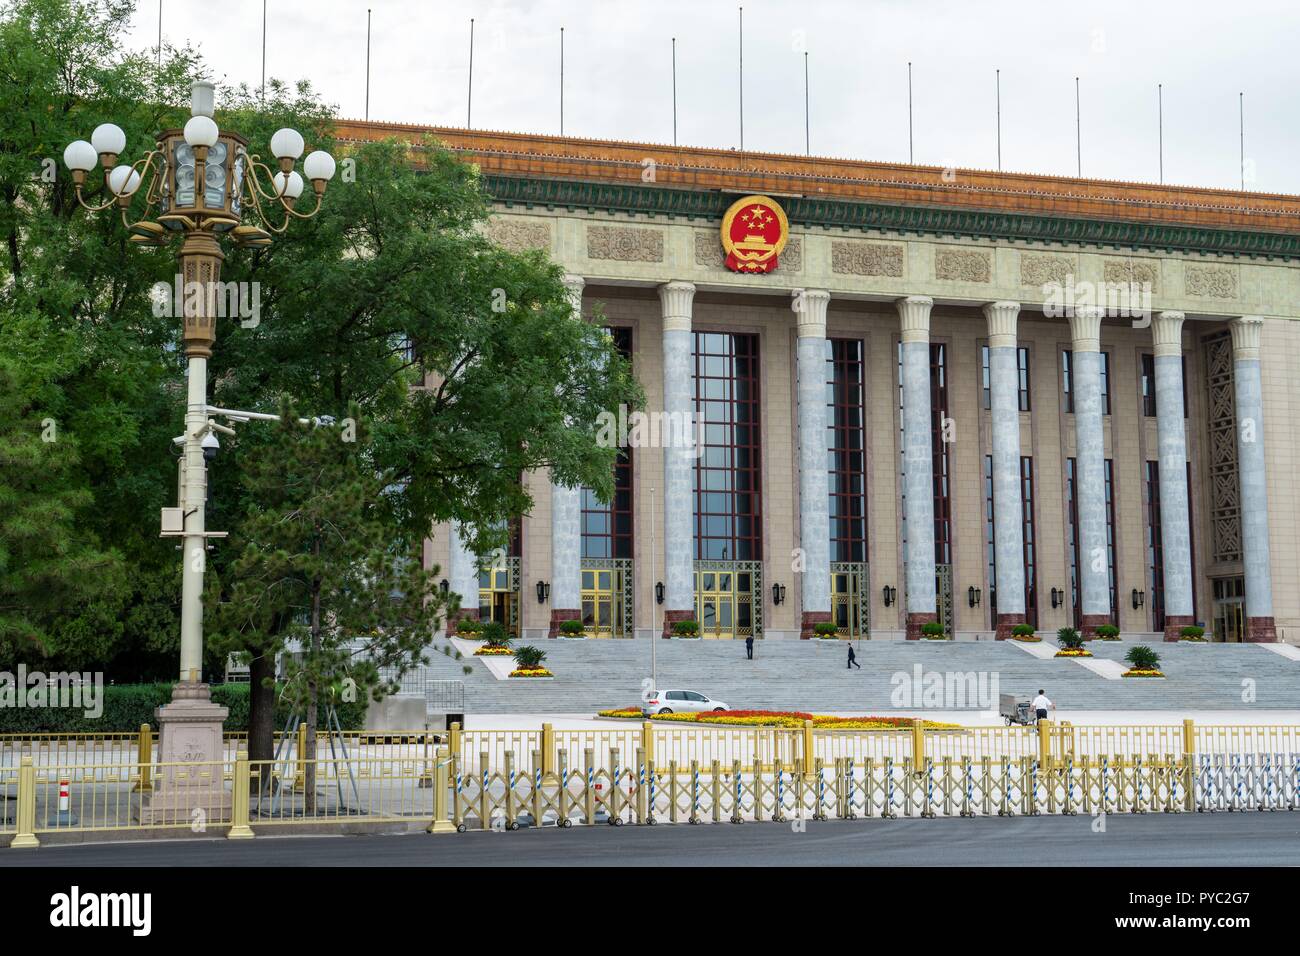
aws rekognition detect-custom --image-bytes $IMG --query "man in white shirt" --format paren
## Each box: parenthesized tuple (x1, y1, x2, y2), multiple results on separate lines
(1031, 689, 1055, 722)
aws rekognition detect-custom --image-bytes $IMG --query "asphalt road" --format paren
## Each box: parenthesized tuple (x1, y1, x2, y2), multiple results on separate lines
(5, 813, 1300, 866)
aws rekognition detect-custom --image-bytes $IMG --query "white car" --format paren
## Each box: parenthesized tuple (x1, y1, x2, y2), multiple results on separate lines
(642, 689, 730, 716)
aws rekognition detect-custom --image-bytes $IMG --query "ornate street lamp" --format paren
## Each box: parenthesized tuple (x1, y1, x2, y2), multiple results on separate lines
(63, 81, 334, 818)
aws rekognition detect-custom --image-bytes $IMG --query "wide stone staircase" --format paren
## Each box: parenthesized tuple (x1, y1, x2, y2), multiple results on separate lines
(404, 637, 1300, 715)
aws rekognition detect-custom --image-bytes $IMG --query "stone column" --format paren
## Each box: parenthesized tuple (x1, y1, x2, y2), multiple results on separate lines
(794, 289, 832, 638)
(447, 524, 480, 626)
(1152, 311, 1195, 641)
(898, 295, 936, 640)
(1068, 306, 1111, 637)
(659, 281, 697, 637)
(1229, 316, 1276, 642)
(985, 301, 1026, 639)
(548, 274, 587, 636)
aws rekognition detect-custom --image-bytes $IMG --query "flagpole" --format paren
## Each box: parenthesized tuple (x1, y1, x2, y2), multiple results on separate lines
(467, 18, 475, 128)
(995, 68, 1001, 171)
(365, 8, 371, 121)
(560, 27, 565, 136)
(804, 51, 810, 156)
(1158, 83, 1163, 183)
(907, 61, 913, 164)
(738, 6, 744, 152)
(1075, 76, 1081, 176)
(672, 37, 678, 146)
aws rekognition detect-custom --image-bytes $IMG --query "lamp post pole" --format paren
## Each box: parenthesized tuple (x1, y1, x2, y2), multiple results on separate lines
(64, 79, 335, 820)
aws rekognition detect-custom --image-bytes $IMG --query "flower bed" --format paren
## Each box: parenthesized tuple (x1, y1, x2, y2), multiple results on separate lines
(1054, 648, 1093, 658)
(1122, 668, 1165, 678)
(595, 708, 958, 729)
(509, 667, 554, 678)
(474, 645, 514, 656)
(1012, 635, 1042, 643)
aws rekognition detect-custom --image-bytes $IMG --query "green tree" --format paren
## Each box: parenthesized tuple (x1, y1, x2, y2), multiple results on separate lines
(0, 0, 201, 671)
(210, 402, 447, 798)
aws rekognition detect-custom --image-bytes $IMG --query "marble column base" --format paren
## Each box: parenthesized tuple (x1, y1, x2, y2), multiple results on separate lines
(905, 612, 937, 641)
(994, 613, 1027, 641)
(1245, 616, 1278, 643)
(1079, 614, 1111, 641)
(136, 682, 230, 825)
(800, 610, 833, 640)
(662, 609, 694, 639)
(1162, 614, 1195, 643)
(547, 609, 581, 639)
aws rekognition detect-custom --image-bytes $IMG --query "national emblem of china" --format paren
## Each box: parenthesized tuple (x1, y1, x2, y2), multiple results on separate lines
(720, 194, 789, 274)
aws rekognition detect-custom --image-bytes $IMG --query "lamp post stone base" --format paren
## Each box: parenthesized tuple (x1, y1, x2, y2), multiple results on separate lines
(135, 681, 231, 825)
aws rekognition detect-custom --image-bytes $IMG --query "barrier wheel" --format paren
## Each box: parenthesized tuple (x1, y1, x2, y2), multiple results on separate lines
(646, 817, 656, 826)
(456, 823, 467, 833)
(613, 816, 624, 827)
(562, 818, 573, 828)
(508, 822, 519, 831)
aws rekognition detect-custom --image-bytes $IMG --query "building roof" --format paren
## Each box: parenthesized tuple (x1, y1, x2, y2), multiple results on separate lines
(333, 120, 1300, 259)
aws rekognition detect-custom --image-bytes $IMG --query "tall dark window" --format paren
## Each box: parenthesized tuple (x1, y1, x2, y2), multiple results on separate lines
(582, 328, 633, 559)
(1062, 349, 1111, 415)
(826, 339, 867, 563)
(1066, 457, 1117, 626)
(981, 345, 1031, 411)
(1140, 353, 1189, 419)
(693, 332, 761, 561)
(1145, 460, 1165, 630)
(984, 455, 1038, 629)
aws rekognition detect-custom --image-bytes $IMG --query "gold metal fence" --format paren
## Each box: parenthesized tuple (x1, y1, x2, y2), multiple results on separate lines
(6, 738, 1300, 847)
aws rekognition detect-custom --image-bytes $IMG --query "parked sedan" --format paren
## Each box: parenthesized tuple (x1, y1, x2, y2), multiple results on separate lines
(642, 689, 730, 715)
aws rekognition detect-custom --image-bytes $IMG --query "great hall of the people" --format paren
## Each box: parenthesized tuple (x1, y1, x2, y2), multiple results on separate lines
(340, 120, 1300, 645)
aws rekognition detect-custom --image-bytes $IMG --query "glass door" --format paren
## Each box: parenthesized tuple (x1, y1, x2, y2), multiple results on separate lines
(479, 566, 520, 637)
(581, 569, 617, 638)
(696, 570, 735, 638)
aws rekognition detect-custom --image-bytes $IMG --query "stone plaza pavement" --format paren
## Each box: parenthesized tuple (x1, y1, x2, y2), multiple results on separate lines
(411, 638, 1300, 716)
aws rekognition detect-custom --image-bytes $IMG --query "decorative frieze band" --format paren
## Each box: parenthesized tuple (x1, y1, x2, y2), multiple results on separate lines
(831, 239, 905, 277)
(935, 247, 992, 283)
(1185, 264, 1239, 299)
(588, 225, 664, 262)
(1019, 254, 1075, 289)
(1103, 259, 1160, 296)
(486, 217, 553, 253)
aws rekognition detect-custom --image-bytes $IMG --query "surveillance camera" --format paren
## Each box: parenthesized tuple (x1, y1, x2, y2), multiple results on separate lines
(202, 431, 219, 461)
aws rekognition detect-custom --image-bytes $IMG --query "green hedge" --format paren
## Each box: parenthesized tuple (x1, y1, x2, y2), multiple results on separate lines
(0, 683, 366, 734)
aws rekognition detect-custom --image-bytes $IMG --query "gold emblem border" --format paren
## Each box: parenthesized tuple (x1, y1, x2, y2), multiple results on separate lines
(720, 194, 790, 267)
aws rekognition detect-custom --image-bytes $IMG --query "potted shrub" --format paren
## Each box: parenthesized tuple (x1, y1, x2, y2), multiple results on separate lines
(1122, 644, 1164, 677)
(456, 618, 484, 637)
(558, 619, 585, 638)
(1179, 625, 1207, 643)
(473, 621, 515, 655)
(1055, 626, 1092, 658)
(1095, 624, 1121, 641)
(920, 621, 946, 640)
(1011, 624, 1040, 642)
(510, 645, 553, 678)
(672, 620, 700, 638)
(813, 621, 838, 639)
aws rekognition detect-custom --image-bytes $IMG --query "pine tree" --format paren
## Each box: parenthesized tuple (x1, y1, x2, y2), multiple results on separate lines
(210, 401, 445, 802)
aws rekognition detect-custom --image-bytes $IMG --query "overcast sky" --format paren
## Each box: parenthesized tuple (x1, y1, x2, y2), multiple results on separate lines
(125, 0, 1300, 195)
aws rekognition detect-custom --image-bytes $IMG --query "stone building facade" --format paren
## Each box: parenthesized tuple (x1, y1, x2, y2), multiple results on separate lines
(339, 121, 1300, 644)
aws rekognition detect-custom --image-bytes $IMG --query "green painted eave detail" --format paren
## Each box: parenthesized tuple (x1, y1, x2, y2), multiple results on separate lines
(483, 174, 1300, 261)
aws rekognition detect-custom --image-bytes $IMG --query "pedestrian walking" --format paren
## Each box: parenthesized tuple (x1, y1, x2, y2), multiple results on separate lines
(745, 634, 754, 660)
(1031, 688, 1055, 722)
(847, 643, 860, 669)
